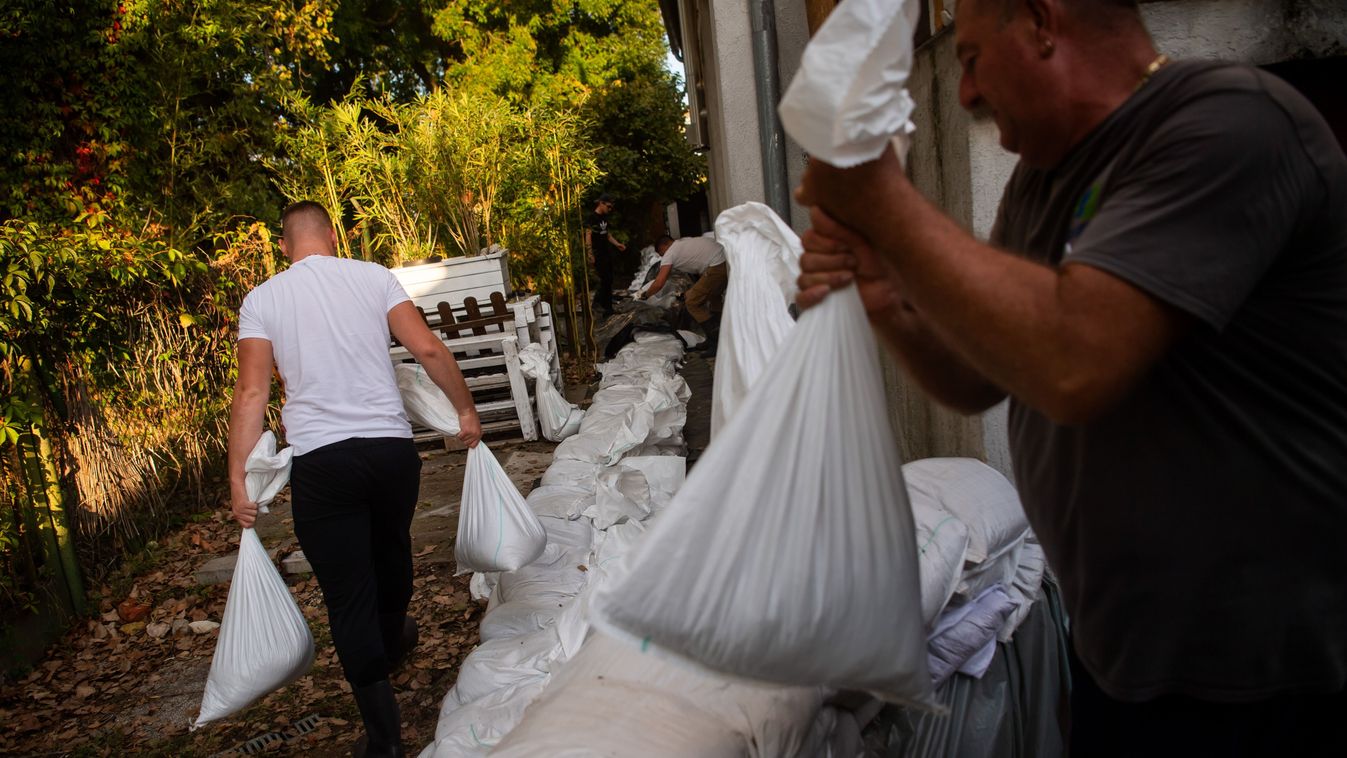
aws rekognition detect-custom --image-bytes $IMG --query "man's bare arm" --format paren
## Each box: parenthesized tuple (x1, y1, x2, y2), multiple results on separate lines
(388, 302, 482, 446)
(228, 338, 275, 528)
(798, 218, 1006, 414)
(798, 147, 1189, 425)
(642, 265, 673, 299)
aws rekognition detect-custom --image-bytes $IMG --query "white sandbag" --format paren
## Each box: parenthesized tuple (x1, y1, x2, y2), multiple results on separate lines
(539, 515, 596, 553)
(777, 0, 920, 168)
(480, 603, 563, 643)
(903, 457, 1029, 564)
(628, 245, 662, 295)
(554, 409, 650, 465)
(590, 518, 652, 583)
(592, 286, 931, 700)
(395, 363, 460, 436)
(677, 329, 705, 348)
(645, 372, 691, 443)
(469, 571, 498, 603)
(456, 442, 547, 575)
(956, 537, 1024, 601)
(539, 459, 602, 489)
(911, 498, 971, 627)
(495, 542, 590, 607)
(492, 632, 825, 758)
(244, 431, 293, 509)
(612, 456, 685, 508)
(193, 528, 315, 728)
(419, 676, 549, 758)
(525, 485, 594, 520)
(449, 629, 559, 706)
(583, 466, 652, 529)
(518, 343, 583, 442)
(710, 202, 802, 437)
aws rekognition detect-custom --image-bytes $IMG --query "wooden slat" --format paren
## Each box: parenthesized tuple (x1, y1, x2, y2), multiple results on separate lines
(400, 270, 507, 299)
(501, 336, 538, 441)
(436, 302, 461, 339)
(463, 297, 487, 336)
(391, 252, 507, 285)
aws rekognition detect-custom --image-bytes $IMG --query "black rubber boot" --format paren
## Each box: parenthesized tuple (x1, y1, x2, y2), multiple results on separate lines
(698, 319, 720, 357)
(381, 614, 418, 673)
(351, 679, 404, 758)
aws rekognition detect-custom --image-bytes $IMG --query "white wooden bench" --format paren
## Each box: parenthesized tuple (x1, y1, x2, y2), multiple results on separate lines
(388, 253, 563, 443)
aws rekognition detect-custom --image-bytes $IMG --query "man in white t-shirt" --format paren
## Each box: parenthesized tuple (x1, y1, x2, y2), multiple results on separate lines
(642, 234, 728, 352)
(228, 201, 481, 757)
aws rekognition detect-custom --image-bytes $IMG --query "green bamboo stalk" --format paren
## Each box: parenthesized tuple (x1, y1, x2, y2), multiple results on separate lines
(19, 422, 85, 616)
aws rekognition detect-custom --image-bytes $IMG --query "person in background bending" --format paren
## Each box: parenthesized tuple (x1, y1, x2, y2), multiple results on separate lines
(643, 233, 728, 355)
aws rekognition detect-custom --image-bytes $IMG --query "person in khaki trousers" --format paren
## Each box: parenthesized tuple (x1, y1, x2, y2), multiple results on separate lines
(642, 234, 728, 354)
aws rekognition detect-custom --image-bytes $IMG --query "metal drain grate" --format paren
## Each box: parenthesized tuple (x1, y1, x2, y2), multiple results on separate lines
(211, 713, 323, 756)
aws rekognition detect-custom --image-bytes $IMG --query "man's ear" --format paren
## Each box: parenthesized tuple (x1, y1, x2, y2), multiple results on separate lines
(328, 226, 338, 250)
(279, 237, 290, 258)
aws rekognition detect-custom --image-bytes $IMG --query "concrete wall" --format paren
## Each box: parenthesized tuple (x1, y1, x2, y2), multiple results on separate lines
(1144, 0, 1347, 63)
(694, 0, 815, 230)
(697, 0, 760, 221)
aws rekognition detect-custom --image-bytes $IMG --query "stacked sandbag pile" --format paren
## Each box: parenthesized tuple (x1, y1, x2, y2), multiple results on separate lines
(419, 333, 711, 757)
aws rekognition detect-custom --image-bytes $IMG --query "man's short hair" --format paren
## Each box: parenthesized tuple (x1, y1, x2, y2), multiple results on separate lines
(597, 193, 615, 204)
(655, 234, 674, 250)
(281, 200, 332, 239)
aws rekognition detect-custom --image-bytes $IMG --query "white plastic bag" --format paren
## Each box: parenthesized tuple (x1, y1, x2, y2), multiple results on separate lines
(195, 433, 313, 728)
(194, 529, 316, 728)
(244, 431, 294, 509)
(395, 363, 460, 436)
(518, 343, 582, 441)
(592, 286, 930, 700)
(710, 202, 802, 437)
(456, 442, 547, 575)
(777, 0, 920, 168)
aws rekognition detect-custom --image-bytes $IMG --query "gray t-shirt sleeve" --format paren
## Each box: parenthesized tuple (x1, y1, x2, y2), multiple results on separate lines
(1067, 87, 1314, 331)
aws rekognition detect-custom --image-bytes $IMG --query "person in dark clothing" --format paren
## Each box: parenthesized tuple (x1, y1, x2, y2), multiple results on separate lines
(794, 0, 1347, 755)
(585, 193, 627, 317)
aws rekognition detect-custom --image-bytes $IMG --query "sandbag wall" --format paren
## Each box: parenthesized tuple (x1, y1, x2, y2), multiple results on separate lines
(418, 332, 705, 756)
(418, 344, 1050, 755)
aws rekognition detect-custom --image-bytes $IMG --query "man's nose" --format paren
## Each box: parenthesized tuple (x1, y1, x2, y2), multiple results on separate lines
(958, 73, 982, 112)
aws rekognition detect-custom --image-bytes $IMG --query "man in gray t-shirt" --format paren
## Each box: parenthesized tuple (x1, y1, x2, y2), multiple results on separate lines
(793, 0, 1347, 753)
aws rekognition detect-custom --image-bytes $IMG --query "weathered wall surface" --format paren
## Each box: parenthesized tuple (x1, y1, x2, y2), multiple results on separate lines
(1144, 0, 1347, 63)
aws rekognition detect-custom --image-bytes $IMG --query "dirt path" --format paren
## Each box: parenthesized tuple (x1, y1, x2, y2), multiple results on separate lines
(0, 439, 556, 757)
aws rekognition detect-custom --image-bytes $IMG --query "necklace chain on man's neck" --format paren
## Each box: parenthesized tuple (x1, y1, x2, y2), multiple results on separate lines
(1136, 53, 1170, 91)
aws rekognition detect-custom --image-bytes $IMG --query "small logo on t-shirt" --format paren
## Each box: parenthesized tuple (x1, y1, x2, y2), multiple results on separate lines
(1066, 182, 1103, 255)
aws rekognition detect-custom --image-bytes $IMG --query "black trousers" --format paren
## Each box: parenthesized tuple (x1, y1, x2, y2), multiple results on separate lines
(593, 251, 614, 314)
(291, 437, 421, 687)
(1069, 645, 1347, 757)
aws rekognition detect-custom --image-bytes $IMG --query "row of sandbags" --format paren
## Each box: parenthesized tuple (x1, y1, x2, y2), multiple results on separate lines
(485, 333, 829, 757)
(417, 332, 746, 756)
